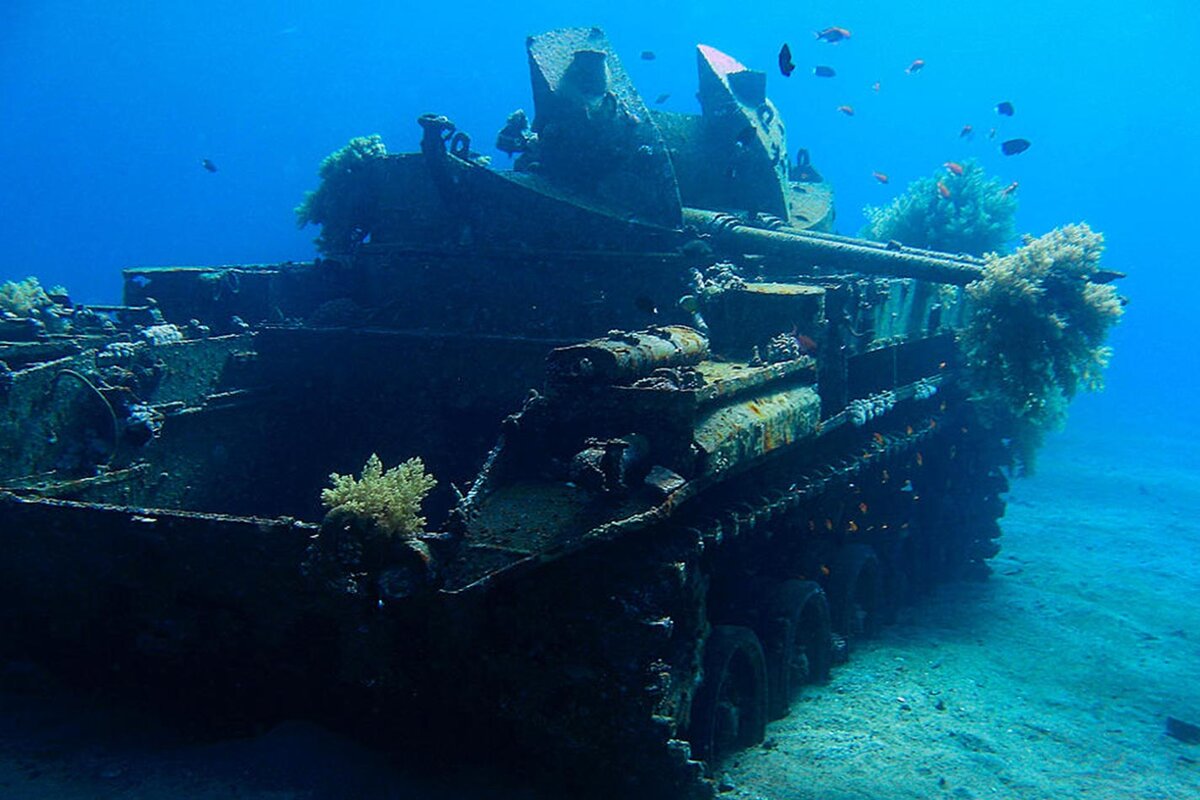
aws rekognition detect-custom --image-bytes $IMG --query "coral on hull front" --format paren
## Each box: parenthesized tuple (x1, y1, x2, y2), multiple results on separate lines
(321, 453, 437, 538)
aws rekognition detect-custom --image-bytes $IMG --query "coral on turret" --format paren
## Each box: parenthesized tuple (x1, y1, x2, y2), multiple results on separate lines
(862, 160, 1016, 256)
(321, 453, 437, 538)
(959, 223, 1124, 472)
(296, 135, 389, 256)
(0, 276, 53, 317)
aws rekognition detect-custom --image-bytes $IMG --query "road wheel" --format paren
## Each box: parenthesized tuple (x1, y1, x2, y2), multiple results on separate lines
(689, 625, 768, 765)
(827, 544, 882, 638)
(761, 579, 832, 720)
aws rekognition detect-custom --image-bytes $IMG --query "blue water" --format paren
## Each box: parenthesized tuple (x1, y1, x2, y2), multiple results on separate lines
(1, 1, 1196, 423)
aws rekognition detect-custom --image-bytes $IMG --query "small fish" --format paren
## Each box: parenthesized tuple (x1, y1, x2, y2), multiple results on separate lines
(634, 295, 658, 315)
(654, 93, 670, 105)
(872, 171, 889, 184)
(813, 65, 836, 78)
(859, 502, 868, 514)
(872, 81, 881, 92)
(779, 43, 796, 76)
(795, 333, 818, 354)
(1090, 268, 1126, 284)
(837, 105, 855, 116)
(641, 50, 656, 61)
(900, 479, 915, 493)
(906, 59, 925, 74)
(735, 125, 758, 146)
(200, 158, 217, 173)
(996, 101, 1014, 116)
(1001, 138, 1031, 156)
(959, 124, 974, 138)
(815, 27, 851, 43)
(943, 161, 964, 176)
(937, 180, 951, 199)
(988, 127, 997, 139)
(873, 432, 885, 445)
(1000, 180, 1019, 196)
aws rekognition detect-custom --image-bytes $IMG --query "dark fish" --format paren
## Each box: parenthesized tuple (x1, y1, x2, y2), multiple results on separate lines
(1001, 138, 1031, 155)
(988, 127, 997, 139)
(815, 27, 851, 43)
(779, 43, 796, 77)
(200, 158, 217, 173)
(634, 295, 658, 315)
(960, 124, 974, 138)
(872, 171, 889, 184)
(813, 65, 836, 78)
(1090, 269, 1126, 284)
(641, 50, 656, 61)
(996, 101, 1014, 116)
(837, 105, 855, 116)
(906, 59, 925, 74)
(654, 93, 670, 105)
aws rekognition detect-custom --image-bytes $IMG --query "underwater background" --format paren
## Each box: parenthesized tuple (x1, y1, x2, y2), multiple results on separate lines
(2, 1, 1199, 798)
(2, 0, 1198, 435)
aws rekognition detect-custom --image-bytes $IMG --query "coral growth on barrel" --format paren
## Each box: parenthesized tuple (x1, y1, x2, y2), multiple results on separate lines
(959, 223, 1124, 471)
(862, 160, 1016, 256)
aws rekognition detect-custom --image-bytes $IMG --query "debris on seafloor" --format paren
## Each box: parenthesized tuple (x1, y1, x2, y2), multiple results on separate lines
(1167, 716, 1200, 744)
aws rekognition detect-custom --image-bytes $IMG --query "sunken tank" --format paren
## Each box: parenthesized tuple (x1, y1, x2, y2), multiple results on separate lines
(0, 28, 1087, 799)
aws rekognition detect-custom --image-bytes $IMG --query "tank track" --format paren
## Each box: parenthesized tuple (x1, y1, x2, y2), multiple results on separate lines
(405, 402, 1007, 798)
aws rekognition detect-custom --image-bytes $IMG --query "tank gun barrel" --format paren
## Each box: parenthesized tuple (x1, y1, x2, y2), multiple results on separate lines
(684, 208, 986, 285)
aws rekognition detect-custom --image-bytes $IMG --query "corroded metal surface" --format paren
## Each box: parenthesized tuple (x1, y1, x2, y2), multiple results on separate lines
(547, 325, 708, 384)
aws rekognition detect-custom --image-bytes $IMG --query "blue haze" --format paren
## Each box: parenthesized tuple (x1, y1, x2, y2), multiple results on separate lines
(2, 0, 1197, 433)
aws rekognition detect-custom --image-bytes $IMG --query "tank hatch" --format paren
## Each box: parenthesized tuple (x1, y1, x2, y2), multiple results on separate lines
(524, 27, 683, 228)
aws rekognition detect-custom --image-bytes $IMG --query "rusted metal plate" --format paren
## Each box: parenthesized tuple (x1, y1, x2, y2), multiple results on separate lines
(693, 385, 821, 476)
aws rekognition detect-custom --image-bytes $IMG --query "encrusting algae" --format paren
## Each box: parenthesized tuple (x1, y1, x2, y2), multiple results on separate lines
(321, 453, 436, 538)
(959, 222, 1124, 472)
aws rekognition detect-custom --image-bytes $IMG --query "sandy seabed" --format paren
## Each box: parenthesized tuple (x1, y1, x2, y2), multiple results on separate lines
(2, 426, 1198, 799)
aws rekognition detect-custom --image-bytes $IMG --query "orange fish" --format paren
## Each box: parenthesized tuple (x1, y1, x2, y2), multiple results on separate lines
(837, 105, 855, 116)
(906, 59, 925, 74)
(820, 564, 831, 576)
(859, 502, 869, 514)
(937, 180, 951, 199)
(847, 520, 859, 532)
(943, 161, 964, 176)
(1001, 181, 1019, 196)
(873, 432, 885, 444)
(872, 80, 881, 92)
(959, 124, 973, 138)
(872, 171, 889, 184)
